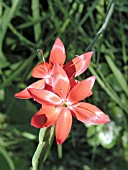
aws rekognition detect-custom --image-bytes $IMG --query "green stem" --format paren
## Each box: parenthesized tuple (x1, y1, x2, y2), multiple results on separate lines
(32, 126, 55, 170)
(32, 128, 47, 170)
(86, 1, 115, 51)
(57, 144, 62, 159)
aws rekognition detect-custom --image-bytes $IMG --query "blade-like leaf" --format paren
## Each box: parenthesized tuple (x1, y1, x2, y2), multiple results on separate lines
(0, 146, 15, 170)
(105, 55, 128, 96)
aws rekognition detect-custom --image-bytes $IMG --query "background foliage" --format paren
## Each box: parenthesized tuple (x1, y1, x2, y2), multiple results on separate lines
(0, 0, 128, 170)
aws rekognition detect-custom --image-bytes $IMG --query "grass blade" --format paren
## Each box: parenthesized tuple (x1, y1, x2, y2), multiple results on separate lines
(31, 0, 42, 46)
(0, 0, 20, 45)
(0, 146, 15, 170)
(105, 55, 128, 96)
(89, 65, 127, 113)
(0, 55, 35, 89)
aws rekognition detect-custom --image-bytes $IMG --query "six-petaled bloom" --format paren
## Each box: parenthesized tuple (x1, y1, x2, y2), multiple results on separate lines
(15, 38, 110, 145)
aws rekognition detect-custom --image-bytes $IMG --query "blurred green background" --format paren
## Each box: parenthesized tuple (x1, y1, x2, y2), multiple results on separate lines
(0, 0, 128, 170)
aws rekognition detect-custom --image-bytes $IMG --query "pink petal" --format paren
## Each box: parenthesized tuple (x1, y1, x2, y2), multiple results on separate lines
(51, 64, 69, 98)
(14, 79, 45, 99)
(31, 105, 62, 128)
(87, 91, 93, 97)
(69, 78, 79, 90)
(71, 102, 110, 125)
(56, 108, 72, 145)
(28, 88, 62, 105)
(31, 109, 47, 128)
(32, 62, 50, 78)
(64, 52, 93, 78)
(49, 38, 66, 66)
(67, 76, 96, 104)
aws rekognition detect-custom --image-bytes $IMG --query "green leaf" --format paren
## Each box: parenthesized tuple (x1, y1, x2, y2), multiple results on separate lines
(31, 0, 42, 44)
(86, 126, 100, 146)
(107, 74, 122, 92)
(105, 55, 128, 96)
(0, 89, 5, 101)
(5, 87, 37, 124)
(89, 65, 127, 113)
(0, 56, 35, 90)
(0, 146, 15, 170)
(0, 51, 9, 69)
(122, 131, 128, 149)
(0, 0, 21, 47)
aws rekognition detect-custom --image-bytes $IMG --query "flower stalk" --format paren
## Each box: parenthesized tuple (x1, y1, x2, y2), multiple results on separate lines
(32, 126, 55, 170)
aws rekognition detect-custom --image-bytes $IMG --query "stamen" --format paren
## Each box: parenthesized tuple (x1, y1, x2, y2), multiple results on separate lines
(37, 49, 48, 74)
(37, 49, 45, 62)
(63, 103, 68, 107)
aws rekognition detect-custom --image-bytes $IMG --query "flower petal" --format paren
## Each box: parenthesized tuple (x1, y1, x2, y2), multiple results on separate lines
(14, 79, 45, 99)
(32, 62, 50, 78)
(71, 102, 110, 125)
(56, 108, 72, 145)
(51, 64, 69, 98)
(31, 109, 47, 128)
(31, 105, 62, 128)
(67, 76, 96, 104)
(64, 52, 93, 78)
(69, 78, 79, 90)
(49, 38, 66, 66)
(28, 88, 62, 105)
(87, 91, 93, 97)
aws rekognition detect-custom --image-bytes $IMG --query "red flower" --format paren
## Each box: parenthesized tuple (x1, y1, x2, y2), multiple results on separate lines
(14, 38, 110, 145)
(15, 38, 93, 99)
(28, 65, 110, 145)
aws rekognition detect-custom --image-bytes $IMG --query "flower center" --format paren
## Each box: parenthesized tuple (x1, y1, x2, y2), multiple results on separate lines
(63, 102, 68, 107)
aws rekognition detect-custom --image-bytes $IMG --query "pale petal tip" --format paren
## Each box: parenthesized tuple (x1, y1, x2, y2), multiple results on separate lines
(105, 116, 110, 123)
(14, 92, 23, 99)
(91, 76, 96, 85)
(56, 139, 63, 145)
(56, 37, 64, 44)
(101, 115, 110, 124)
(55, 37, 63, 45)
(85, 51, 94, 59)
(88, 51, 94, 56)
(14, 93, 19, 98)
(92, 76, 96, 80)
(95, 111, 110, 124)
(54, 38, 65, 54)
(56, 37, 61, 41)
(86, 76, 96, 86)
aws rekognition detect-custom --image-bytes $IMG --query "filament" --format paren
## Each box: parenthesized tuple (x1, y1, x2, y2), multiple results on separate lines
(37, 49, 48, 74)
